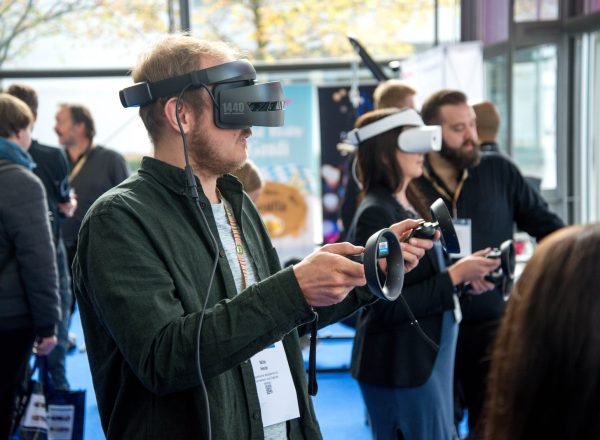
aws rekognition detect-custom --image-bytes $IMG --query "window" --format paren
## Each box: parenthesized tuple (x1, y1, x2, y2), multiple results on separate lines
(578, 31, 600, 221)
(190, 0, 461, 63)
(2, 77, 151, 164)
(589, 32, 600, 220)
(514, 0, 559, 22)
(512, 44, 557, 190)
(484, 55, 508, 151)
(1, 1, 169, 69)
(438, 0, 462, 44)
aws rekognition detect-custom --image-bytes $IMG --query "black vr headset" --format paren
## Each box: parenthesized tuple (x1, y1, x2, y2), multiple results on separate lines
(119, 59, 285, 129)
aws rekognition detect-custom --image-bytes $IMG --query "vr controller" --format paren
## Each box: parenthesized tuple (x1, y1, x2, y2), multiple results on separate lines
(346, 198, 460, 302)
(484, 240, 515, 300)
(347, 229, 404, 301)
(461, 240, 516, 299)
(410, 198, 461, 254)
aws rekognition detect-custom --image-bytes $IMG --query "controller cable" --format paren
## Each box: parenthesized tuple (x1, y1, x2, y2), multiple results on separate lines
(397, 225, 442, 352)
(175, 84, 221, 440)
(397, 294, 440, 351)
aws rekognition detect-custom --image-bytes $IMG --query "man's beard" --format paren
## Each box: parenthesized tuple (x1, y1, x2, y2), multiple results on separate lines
(439, 138, 481, 170)
(187, 125, 248, 176)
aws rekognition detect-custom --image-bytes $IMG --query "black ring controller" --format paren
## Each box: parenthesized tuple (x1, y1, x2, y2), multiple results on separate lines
(347, 228, 404, 301)
(484, 239, 516, 300)
(410, 198, 461, 254)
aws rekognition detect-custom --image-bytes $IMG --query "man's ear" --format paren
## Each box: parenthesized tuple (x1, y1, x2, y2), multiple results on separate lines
(11, 127, 29, 149)
(10, 130, 22, 146)
(164, 98, 195, 135)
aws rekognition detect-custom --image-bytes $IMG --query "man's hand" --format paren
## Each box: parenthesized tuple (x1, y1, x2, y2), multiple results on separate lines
(293, 243, 366, 307)
(448, 248, 500, 294)
(389, 219, 438, 272)
(33, 336, 57, 356)
(59, 190, 77, 218)
(468, 279, 496, 294)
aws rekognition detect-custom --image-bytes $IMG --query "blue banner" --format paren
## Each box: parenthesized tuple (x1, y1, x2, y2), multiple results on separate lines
(248, 84, 319, 265)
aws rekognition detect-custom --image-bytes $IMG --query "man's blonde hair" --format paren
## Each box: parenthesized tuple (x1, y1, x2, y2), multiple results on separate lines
(373, 80, 416, 110)
(132, 35, 242, 144)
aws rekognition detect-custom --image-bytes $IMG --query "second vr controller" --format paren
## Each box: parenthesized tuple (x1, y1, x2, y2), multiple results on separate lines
(349, 198, 460, 302)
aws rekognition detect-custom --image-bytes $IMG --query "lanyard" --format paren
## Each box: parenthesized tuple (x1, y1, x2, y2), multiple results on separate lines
(219, 190, 319, 396)
(220, 194, 249, 290)
(68, 143, 93, 183)
(422, 160, 469, 218)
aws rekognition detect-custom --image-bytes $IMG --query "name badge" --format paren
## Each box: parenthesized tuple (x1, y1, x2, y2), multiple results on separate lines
(450, 218, 472, 258)
(250, 341, 300, 427)
(452, 294, 462, 324)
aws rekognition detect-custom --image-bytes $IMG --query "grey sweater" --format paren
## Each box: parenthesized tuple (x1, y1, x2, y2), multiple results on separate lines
(0, 159, 60, 337)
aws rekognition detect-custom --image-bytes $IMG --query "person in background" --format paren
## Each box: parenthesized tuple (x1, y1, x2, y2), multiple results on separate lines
(413, 89, 565, 437)
(7, 83, 76, 391)
(339, 80, 417, 235)
(72, 35, 434, 440)
(373, 80, 417, 111)
(472, 101, 500, 153)
(346, 108, 499, 440)
(232, 158, 264, 202)
(473, 100, 542, 193)
(482, 223, 600, 440)
(55, 103, 129, 272)
(0, 93, 60, 439)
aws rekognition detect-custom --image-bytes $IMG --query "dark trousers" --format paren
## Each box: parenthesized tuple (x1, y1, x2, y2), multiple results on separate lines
(454, 319, 499, 439)
(66, 243, 78, 315)
(0, 328, 35, 440)
(47, 239, 73, 390)
(66, 243, 77, 278)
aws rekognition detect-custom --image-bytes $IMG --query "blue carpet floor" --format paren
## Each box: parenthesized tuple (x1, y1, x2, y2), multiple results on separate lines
(67, 314, 371, 439)
(68, 314, 468, 439)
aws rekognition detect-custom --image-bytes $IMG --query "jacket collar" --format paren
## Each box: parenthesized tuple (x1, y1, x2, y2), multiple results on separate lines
(138, 156, 243, 203)
(0, 137, 36, 170)
(422, 156, 469, 211)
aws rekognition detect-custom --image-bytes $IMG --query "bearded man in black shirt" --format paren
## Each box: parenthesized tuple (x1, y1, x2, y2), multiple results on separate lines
(412, 89, 564, 438)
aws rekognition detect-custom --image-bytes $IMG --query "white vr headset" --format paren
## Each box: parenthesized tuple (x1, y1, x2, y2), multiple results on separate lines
(342, 108, 442, 154)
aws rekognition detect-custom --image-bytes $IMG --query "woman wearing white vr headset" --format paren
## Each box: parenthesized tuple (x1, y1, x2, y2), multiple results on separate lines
(346, 107, 499, 440)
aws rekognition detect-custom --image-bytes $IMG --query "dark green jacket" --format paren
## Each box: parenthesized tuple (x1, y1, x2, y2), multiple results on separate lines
(74, 157, 373, 439)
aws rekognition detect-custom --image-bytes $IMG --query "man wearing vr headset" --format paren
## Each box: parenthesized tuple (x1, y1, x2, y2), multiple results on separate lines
(344, 108, 499, 440)
(413, 89, 564, 437)
(72, 35, 435, 440)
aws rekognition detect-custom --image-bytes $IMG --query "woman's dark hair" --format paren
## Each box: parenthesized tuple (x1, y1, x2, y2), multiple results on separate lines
(355, 108, 405, 195)
(355, 108, 430, 218)
(406, 182, 430, 220)
(482, 223, 600, 440)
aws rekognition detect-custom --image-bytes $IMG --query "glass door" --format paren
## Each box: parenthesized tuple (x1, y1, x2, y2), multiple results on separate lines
(512, 44, 558, 191)
(574, 30, 600, 223)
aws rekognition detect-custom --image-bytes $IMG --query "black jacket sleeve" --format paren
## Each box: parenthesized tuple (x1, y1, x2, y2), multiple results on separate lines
(507, 159, 565, 240)
(351, 201, 454, 327)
